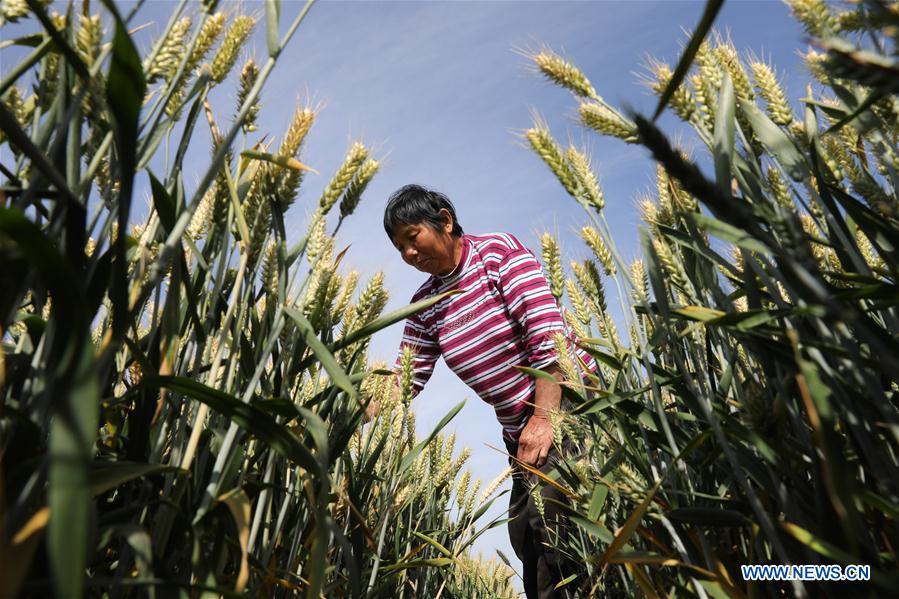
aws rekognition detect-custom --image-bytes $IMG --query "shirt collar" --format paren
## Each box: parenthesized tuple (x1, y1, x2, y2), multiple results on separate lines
(435, 234, 470, 284)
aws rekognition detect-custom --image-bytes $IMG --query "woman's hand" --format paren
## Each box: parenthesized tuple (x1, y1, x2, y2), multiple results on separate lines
(362, 376, 401, 424)
(362, 397, 380, 423)
(516, 362, 564, 468)
(516, 414, 554, 468)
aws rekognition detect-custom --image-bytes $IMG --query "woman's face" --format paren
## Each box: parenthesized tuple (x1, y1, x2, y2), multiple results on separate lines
(391, 210, 459, 276)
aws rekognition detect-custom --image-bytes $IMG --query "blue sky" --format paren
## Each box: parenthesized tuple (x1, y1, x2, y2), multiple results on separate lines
(2, 0, 811, 586)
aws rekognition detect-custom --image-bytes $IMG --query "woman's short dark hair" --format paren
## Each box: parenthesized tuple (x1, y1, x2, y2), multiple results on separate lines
(383, 184, 464, 241)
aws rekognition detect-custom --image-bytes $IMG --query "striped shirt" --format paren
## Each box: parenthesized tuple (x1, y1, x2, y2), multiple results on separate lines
(394, 232, 598, 441)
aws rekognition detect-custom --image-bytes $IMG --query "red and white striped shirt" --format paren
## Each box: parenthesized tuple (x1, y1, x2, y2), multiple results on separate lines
(395, 232, 598, 441)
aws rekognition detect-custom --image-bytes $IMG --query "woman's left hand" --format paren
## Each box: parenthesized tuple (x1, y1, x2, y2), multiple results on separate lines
(516, 415, 554, 468)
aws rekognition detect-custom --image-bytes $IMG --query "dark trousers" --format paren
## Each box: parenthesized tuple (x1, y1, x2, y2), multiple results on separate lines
(504, 437, 574, 599)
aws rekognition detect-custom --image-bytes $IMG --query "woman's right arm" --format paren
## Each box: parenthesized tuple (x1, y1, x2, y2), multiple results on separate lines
(364, 313, 440, 422)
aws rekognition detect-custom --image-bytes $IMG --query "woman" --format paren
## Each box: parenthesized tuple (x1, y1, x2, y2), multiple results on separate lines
(382, 184, 597, 598)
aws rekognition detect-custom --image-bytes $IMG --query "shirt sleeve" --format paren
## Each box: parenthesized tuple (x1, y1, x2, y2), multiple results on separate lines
(496, 245, 567, 369)
(394, 312, 440, 398)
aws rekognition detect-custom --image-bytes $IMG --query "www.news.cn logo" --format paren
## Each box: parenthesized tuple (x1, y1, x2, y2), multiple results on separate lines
(741, 564, 871, 582)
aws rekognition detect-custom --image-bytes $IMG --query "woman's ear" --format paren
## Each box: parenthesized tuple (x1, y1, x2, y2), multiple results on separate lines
(439, 208, 453, 233)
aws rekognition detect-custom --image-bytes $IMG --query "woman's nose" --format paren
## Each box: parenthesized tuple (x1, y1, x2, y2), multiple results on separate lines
(403, 246, 417, 261)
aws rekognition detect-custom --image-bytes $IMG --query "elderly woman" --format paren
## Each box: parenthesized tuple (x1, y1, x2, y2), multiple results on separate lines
(381, 184, 597, 599)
